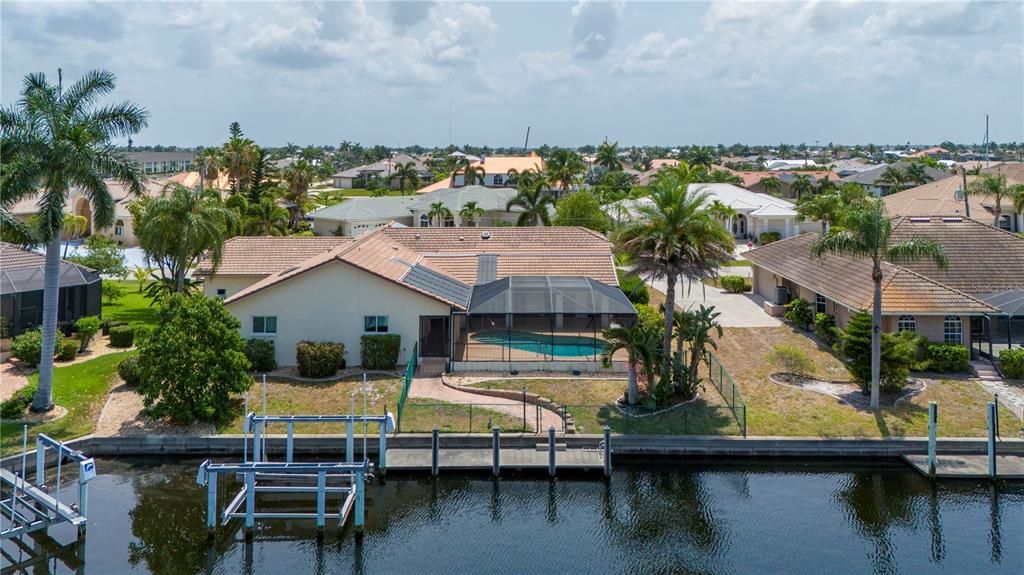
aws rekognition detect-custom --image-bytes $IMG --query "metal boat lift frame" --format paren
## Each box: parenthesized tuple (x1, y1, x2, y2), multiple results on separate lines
(245, 412, 395, 470)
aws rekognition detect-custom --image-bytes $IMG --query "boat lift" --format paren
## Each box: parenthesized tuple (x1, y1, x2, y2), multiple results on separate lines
(245, 412, 395, 469)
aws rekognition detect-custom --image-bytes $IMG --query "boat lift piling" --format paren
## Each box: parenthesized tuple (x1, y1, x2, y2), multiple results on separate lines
(244, 412, 394, 471)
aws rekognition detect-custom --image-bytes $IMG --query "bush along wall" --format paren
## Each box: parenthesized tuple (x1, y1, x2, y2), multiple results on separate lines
(361, 334, 401, 369)
(246, 338, 277, 372)
(109, 325, 135, 348)
(999, 348, 1024, 379)
(924, 344, 969, 373)
(296, 341, 344, 378)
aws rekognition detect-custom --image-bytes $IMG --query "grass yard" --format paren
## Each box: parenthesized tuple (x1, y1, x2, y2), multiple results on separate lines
(714, 326, 1020, 438)
(469, 378, 740, 435)
(103, 280, 159, 328)
(218, 375, 522, 435)
(1, 352, 131, 455)
(723, 260, 752, 267)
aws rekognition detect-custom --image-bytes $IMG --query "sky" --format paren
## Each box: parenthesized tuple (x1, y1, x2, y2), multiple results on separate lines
(2, 1, 1022, 148)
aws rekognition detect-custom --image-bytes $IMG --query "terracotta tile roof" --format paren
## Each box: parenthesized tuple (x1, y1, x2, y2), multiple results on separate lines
(743, 233, 996, 315)
(982, 162, 1024, 182)
(882, 175, 1020, 220)
(0, 242, 47, 270)
(890, 216, 1024, 296)
(471, 152, 545, 175)
(194, 236, 355, 276)
(732, 170, 840, 188)
(414, 177, 453, 194)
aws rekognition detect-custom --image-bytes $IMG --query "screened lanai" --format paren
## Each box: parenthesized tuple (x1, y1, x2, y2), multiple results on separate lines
(970, 289, 1024, 358)
(452, 276, 637, 363)
(0, 250, 102, 337)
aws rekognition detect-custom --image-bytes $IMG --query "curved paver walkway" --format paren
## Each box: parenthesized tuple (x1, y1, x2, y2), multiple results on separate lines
(972, 360, 1024, 420)
(408, 376, 564, 433)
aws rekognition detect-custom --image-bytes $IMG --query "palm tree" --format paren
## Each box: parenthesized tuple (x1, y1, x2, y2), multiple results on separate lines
(0, 69, 148, 412)
(601, 324, 659, 405)
(506, 180, 555, 226)
(877, 166, 907, 194)
(138, 183, 235, 292)
(389, 161, 423, 194)
(196, 147, 222, 191)
(596, 141, 622, 171)
(246, 196, 289, 236)
(796, 192, 842, 234)
(616, 165, 734, 366)
(1011, 182, 1024, 231)
(61, 214, 88, 257)
(688, 146, 717, 169)
(811, 199, 947, 410)
(427, 201, 453, 227)
(546, 149, 586, 192)
(966, 172, 1015, 229)
(282, 159, 316, 228)
(459, 201, 485, 227)
(705, 199, 737, 227)
(675, 305, 723, 392)
(457, 162, 485, 187)
(760, 176, 783, 197)
(707, 170, 743, 185)
(220, 131, 257, 193)
(507, 168, 543, 190)
(790, 174, 814, 201)
(903, 162, 933, 187)
(223, 193, 249, 237)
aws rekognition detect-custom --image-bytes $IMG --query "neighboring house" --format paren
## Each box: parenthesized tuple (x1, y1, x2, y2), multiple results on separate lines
(0, 242, 102, 338)
(451, 152, 546, 187)
(840, 161, 952, 197)
(308, 186, 527, 235)
(126, 151, 194, 174)
(829, 159, 878, 178)
(208, 226, 634, 371)
(908, 147, 951, 160)
(883, 174, 1023, 232)
(733, 170, 840, 198)
(764, 159, 818, 170)
(331, 154, 432, 189)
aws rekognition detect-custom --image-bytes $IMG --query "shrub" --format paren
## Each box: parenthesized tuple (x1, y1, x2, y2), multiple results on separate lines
(296, 341, 344, 378)
(842, 311, 914, 393)
(118, 356, 142, 387)
(133, 325, 155, 346)
(719, 275, 749, 293)
(246, 338, 277, 372)
(56, 338, 79, 361)
(813, 313, 842, 347)
(102, 319, 128, 336)
(136, 293, 252, 424)
(109, 325, 135, 348)
(103, 281, 125, 305)
(617, 270, 650, 305)
(999, 348, 1024, 379)
(759, 231, 781, 245)
(767, 344, 816, 378)
(74, 316, 102, 352)
(361, 334, 401, 369)
(11, 329, 67, 367)
(784, 298, 814, 331)
(0, 383, 37, 419)
(634, 304, 663, 335)
(924, 344, 969, 373)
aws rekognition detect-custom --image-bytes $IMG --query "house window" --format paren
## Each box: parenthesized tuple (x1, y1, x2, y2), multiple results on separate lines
(114, 219, 124, 236)
(998, 215, 1011, 231)
(897, 315, 916, 333)
(492, 175, 504, 186)
(943, 315, 962, 344)
(444, 216, 455, 227)
(815, 293, 827, 314)
(216, 288, 227, 299)
(364, 315, 389, 333)
(252, 316, 277, 334)
(420, 214, 430, 227)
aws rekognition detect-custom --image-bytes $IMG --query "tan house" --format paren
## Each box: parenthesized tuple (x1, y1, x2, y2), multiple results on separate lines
(200, 226, 634, 371)
(450, 152, 546, 188)
(883, 174, 1023, 232)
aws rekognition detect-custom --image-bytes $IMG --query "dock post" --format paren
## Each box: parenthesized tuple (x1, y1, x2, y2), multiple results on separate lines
(78, 473, 89, 519)
(207, 472, 218, 537)
(378, 421, 387, 475)
(253, 421, 262, 463)
(36, 436, 45, 485)
(286, 422, 294, 463)
(354, 470, 365, 533)
(346, 420, 355, 464)
(548, 427, 556, 478)
(316, 471, 326, 533)
(603, 426, 612, 478)
(492, 427, 500, 478)
(431, 427, 440, 477)
(244, 471, 255, 539)
(987, 402, 997, 479)
(927, 402, 937, 477)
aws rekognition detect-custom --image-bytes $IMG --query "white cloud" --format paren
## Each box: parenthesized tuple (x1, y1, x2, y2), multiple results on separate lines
(518, 51, 585, 83)
(610, 32, 693, 76)
(570, 0, 625, 60)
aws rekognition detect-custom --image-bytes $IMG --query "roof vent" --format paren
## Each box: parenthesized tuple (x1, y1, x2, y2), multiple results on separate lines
(392, 245, 399, 250)
(414, 233, 421, 239)
(458, 236, 465, 241)
(480, 231, 492, 240)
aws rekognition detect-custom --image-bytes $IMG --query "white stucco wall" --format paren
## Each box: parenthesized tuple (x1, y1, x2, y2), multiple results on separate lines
(311, 216, 414, 237)
(226, 260, 451, 367)
(410, 209, 520, 228)
(201, 275, 267, 300)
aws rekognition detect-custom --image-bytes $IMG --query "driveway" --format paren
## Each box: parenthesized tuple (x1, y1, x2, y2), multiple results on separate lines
(649, 276, 780, 328)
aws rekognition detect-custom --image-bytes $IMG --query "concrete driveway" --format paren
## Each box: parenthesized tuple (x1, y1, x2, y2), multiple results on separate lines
(649, 276, 781, 328)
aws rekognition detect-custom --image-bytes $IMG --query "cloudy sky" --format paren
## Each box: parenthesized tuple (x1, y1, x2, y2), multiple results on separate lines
(2, 1, 1021, 148)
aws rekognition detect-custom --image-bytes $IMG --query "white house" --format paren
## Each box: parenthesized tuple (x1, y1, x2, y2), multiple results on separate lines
(331, 153, 432, 189)
(450, 153, 546, 187)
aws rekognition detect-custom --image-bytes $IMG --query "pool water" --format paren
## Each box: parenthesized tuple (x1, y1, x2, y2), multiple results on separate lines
(471, 330, 606, 357)
(6, 458, 1021, 574)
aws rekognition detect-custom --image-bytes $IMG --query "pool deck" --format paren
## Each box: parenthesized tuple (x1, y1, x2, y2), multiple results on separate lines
(902, 454, 1024, 480)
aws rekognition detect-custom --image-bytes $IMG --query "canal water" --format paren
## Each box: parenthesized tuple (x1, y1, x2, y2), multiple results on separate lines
(3, 458, 1021, 574)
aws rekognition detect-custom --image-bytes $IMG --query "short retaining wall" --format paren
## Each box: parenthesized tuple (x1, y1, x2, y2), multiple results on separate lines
(451, 360, 626, 374)
(441, 376, 577, 432)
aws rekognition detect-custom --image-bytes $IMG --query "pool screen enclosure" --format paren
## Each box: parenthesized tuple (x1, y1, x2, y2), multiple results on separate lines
(453, 276, 637, 362)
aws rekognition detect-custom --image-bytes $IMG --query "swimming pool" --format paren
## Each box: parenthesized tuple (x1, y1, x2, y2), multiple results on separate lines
(470, 330, 607, 357)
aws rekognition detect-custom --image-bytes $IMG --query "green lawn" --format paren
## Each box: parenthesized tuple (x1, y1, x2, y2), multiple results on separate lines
(723, 260, 752, 267)
(1, 352, 130, 455)
(103, 280, 159, 328)
(469, 379, 740, 435)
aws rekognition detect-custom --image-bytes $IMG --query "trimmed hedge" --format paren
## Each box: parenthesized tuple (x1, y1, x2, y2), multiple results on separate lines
(617, 270, 650, 305)
(118, 356, 142, 387)
(759, 231, 781, 245)
(109, 325, 135, 348)
(11, 329, 67, 367)
(246, 338, 277, 372)
(813, 313, 842, 348)
(74, 316, 102, 352)
(924, 344, 969, 373)
(361, 334, 401, 369)
(102, 319, 128, 336)
(999, 348, 1024, 379)
(720, 275, 750, 293)
(784, 298, 814, 331)
(0, 383, 36, 419)
(56, 338, 79, 361)
(296, 340, 344, 378)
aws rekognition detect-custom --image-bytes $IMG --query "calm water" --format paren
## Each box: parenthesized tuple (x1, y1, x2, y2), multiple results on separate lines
(3, 458, 1021, 575)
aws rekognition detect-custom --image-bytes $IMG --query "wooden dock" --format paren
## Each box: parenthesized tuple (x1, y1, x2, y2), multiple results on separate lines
(387, 447, 605, 472)
(902, 454, 1024, 479)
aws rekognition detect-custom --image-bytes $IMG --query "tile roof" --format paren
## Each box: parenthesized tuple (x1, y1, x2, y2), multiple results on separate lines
(889, 216, 1024, 297)
(470, 153, 546, 175)
(982, 162, 1024, 182)
(732, 170, 840, 188)
(0, 242, 47, 270)
(882, 175, 1021, 220)
(742, 233, 996, 315)
(407, 185, 520, 212)
(331, 154, 430, 179)
(308, 196, 420, 222)
(414, 178, 453, 194)
(0, 242, 100, 294)
(194, 236, 354, 276)
(840, 161, 952, 186)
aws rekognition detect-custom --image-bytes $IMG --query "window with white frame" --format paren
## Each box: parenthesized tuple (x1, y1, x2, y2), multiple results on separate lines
(897, 315, 916, 333)
(943, 315, 962, 344)
(114, 219, 124, 236)
(492, 174, 504, 186)
(444, 216, 455, 227)
(364, 315, 389, 333)
(420, 214, 430, 227)
(252, 316, 277, 334)
(216, 288, 226, 299)
(815, 293, 827, 314)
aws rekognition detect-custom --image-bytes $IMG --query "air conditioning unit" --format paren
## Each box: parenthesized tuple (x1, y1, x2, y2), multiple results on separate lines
(775, 286, 791, 306)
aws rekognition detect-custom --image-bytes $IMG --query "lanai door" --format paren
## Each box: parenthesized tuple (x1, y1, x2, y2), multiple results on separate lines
(419, 316, 450, 358)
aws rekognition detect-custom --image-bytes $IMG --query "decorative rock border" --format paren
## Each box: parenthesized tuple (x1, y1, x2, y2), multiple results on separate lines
(768, 372, 927, 408)
(440, 375, 577, 433)
(612, 393, 700, 418)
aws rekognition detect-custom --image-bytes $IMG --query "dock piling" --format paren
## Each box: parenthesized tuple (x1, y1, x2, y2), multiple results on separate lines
(548, 427, 556, 478)
(206, 466, 217, 536)
(603, 426, 612, 478)
(286, 422, 294, 463)
(378, 420, 387, 474)
(346, 421, 355, 464)
(244, 471, 255, 538)
(492, 427, 500, 478)
(927, 402, 937, 477)
(354, 470, 365, 533)
(431, 427, 440, 477)
(987, 402, 997, 479)
(316, 471, 326, 532)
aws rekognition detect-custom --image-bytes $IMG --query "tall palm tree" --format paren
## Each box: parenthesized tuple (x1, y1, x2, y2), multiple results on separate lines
(220, 131, 257, 193)
(427, 201, 452, 227)
(196, 147, 222, 191)
(811, 199, 947, 410)
(688, 146, 717, 169)
(796, 192, 842, 234)
(459, 201, 485, 226)
(615, 165, 734, 366)
(0, 69, 148, 412)
(903, 162, 933, 187)
(282, 159, 316, 228)
(705, 199, 737, 227)
(966, 172, 1015, 229)
(506, 180, 555, 226)
(790, 174, 813, 201)
(675, 305, 723, 393)
(507, 168, 543, 190)
(601, 324, 659, 405)
(1011, 182, 1024, 231)
(61, 213, 88, 257)
(877, 166, 907, 195)
(760, 176, 783, 197)
(390, 161, 422, 194)
(246, 196, 289, 236)
(546, 149, 586, 192)
(596, 141, 622, 171)
(707, 170, 743, 185)
(138, 183, 235, 292)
